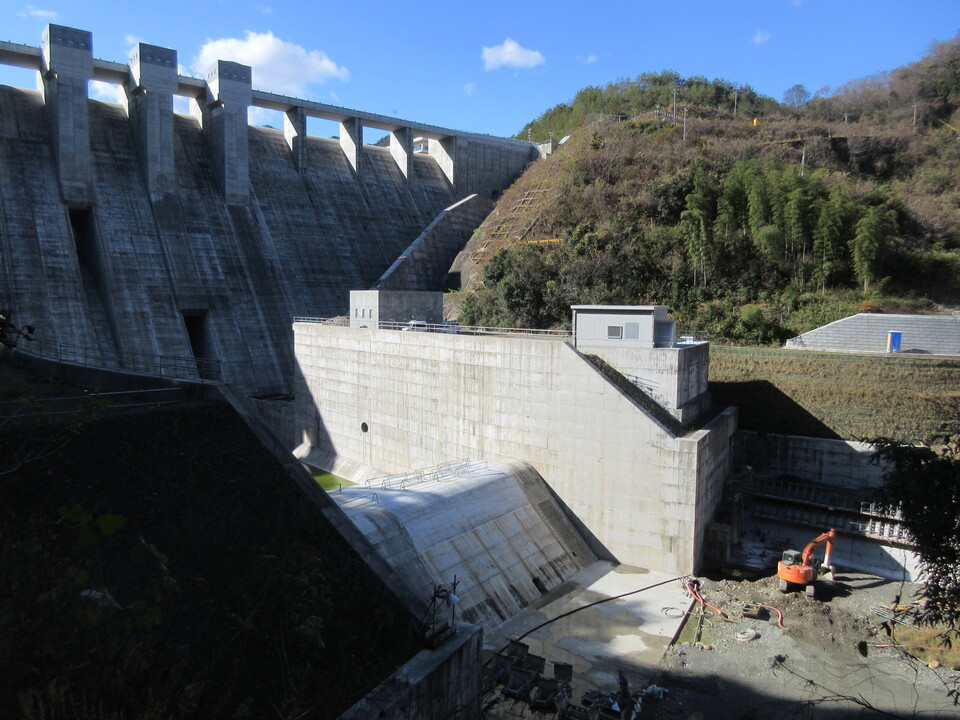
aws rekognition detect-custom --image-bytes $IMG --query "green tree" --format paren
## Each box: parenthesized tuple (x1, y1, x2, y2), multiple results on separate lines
(680, 161, 716, 286)
(850, 206, 897, 290)
(871, 437, 960, 641)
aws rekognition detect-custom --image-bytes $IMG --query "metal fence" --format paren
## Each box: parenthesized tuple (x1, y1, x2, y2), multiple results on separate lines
(16, 340, 222, 383)
(294, 317, 572, 340)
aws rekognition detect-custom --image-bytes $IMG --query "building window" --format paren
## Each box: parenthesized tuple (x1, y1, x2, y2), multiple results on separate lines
(607, 325, 623, 339)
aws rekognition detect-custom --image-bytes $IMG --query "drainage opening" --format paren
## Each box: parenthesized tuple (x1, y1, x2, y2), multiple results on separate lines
(181, 310, 217, 380)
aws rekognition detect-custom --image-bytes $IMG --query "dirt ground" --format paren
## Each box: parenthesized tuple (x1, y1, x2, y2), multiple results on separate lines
(652, 571, 959, 719)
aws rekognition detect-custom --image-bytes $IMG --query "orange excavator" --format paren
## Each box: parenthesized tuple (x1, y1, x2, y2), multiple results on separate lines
(777, 529, 836, 599)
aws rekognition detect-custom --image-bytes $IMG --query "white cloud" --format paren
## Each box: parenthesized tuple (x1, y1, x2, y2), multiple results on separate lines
(577, 54, 598, 65)
(193, 31, 348, 97)
(328, 91, 341, 104)
(463, 82, 477, 96)
(125, 34, 145, 48)
(252, 3, 272, 13)
(88, 80, 120, 102)
(752, 29, 772, 45)
(18, 5, 57, 19)
(482, 38, 545, 71)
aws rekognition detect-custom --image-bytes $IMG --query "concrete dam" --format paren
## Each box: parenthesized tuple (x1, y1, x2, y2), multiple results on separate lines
(0, 24, 537, 398)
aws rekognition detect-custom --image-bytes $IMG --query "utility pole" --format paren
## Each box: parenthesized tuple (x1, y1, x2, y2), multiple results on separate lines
(913, 102, 917, 126)
(673, 86, 678, 122)
(683, 106, 688, 141)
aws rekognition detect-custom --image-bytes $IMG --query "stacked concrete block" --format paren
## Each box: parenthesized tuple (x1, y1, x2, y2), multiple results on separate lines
(40, 24, 94, 204)
(786, 313, 960, 355)
(293, 324, 736, 574)
(127, 43, 177, 197)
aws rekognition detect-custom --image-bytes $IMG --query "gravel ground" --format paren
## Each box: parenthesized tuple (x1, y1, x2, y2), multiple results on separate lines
(652, 572, 959, 719)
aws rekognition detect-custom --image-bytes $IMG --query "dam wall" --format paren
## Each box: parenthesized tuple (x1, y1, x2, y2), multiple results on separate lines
(0, 25, 537, 398)
(293, 323, 737, 575)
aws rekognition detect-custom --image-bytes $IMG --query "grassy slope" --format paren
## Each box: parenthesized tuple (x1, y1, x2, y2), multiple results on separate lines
(709, 346, 960, 441)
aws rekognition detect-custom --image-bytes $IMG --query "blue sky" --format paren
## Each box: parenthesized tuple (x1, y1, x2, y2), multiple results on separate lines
(1, 1, 957, 138)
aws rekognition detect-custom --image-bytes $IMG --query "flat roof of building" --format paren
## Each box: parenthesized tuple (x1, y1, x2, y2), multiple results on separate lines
(571, 305, 667, 312)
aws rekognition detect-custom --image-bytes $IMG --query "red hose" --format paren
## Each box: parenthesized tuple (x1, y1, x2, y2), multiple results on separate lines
(686, 579, 726, 618)
(759, 603, 787, 630)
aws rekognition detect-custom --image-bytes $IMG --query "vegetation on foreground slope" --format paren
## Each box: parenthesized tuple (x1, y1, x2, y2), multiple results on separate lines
(460, 34, 960, 342)
(1, 378, 420, 719)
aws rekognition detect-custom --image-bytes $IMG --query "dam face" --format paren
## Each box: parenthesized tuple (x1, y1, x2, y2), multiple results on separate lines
(0, 25, 537, 398)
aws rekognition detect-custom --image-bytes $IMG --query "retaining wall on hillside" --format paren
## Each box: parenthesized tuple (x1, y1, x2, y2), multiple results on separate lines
(375, 194, 495, 291)
(786, 313, 960, 355)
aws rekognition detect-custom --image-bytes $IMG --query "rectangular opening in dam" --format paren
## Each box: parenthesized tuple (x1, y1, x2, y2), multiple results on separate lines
(0, 67, 37, 91)
(181, 310, 217, 380)
(69, 207, 98, 273)
(306, 117, 341, 140)
(249, 107, 284, 129)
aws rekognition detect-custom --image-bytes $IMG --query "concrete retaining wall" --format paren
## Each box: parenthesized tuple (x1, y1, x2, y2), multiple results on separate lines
(375, 194, 494, 291)
(786, 313, 960, 355)
(736, 430, 884, 489)
(294, 324, 736, 574)
(339, 624, 482, 720)
(579, 342, 710, 423)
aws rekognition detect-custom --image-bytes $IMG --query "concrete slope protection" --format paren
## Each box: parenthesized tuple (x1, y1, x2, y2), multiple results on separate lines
(333, 460, 597, 630)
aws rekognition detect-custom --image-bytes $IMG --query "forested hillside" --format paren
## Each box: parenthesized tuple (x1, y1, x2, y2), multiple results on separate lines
(458, 34, 960, 342)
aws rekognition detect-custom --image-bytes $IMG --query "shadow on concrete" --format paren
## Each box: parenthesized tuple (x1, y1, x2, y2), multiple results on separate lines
(710, 379, 843, 440)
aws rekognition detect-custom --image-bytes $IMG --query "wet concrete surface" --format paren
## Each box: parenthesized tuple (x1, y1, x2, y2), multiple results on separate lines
(482, 561, 691, 712)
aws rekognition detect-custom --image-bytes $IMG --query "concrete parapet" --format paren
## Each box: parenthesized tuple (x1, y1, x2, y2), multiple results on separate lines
(40, 24, 94, 204)
(340, 624, 482, 720)
(578, 341, 710, 424)
(127, 43, 177, 196)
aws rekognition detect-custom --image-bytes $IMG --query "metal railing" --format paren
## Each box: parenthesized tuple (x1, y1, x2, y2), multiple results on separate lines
(294, 317, 572, 340)
(16, 340, 222, 383)
(0, 386, 186, 421)
(364, 459, 485, 490)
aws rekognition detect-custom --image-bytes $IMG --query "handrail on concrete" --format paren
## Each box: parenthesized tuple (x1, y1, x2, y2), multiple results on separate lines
(16, 340, 222, 383)
(365, 459, 480, 490)
(294, 317, 572, 340)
